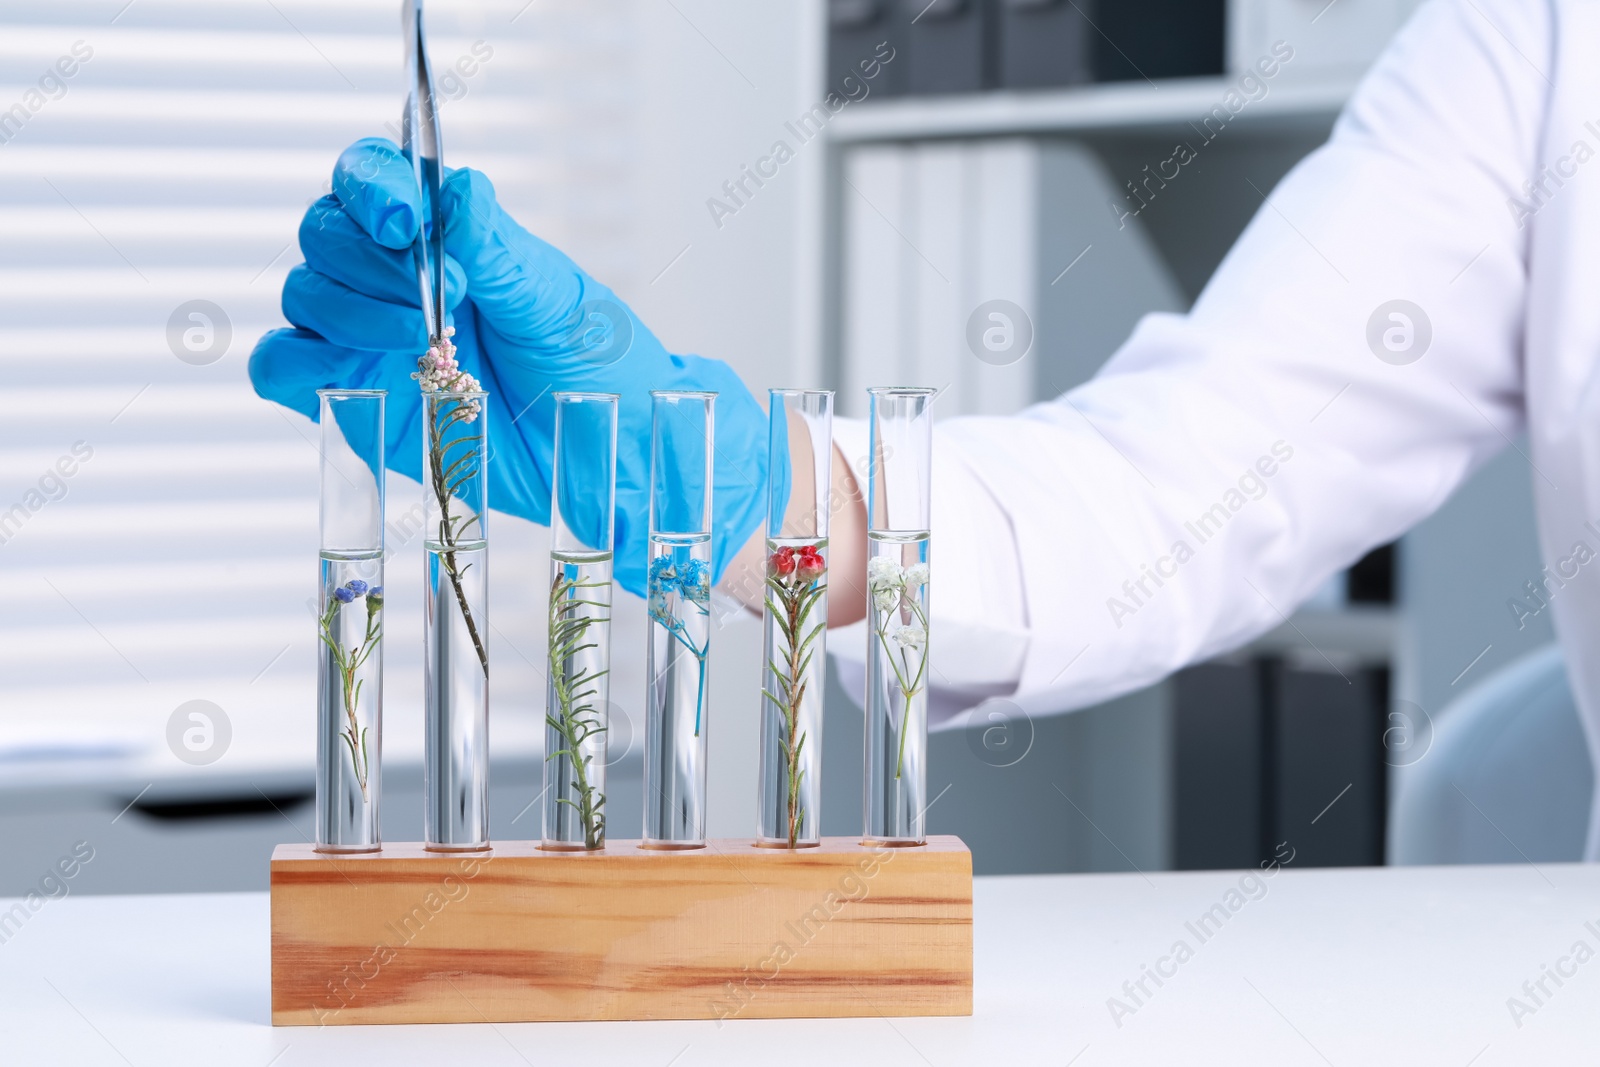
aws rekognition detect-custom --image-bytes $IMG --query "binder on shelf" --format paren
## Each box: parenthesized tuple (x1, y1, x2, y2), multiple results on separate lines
(1172, 660, 1264, 870)
(828, 0, 908, 99)
(839, 141, 1048, 419)
(996, 0, 1092, 90)
(833, 0, 1228, 100)
(1093, 0, 1226, 83)
(1172, 654, 1392, 871)
(902, 0, 991, 96)
(1271, 661, 1388, 867)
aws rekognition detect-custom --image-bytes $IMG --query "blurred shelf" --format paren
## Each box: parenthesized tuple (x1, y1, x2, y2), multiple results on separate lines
(0, 744, 555, 808)
(826, 75, 1357, 144)
(1244, 606, 1398, 667)
(0, 747, 647, 896)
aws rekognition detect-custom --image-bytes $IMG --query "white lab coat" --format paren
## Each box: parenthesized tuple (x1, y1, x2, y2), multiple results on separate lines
(830, 0, 1600, 852)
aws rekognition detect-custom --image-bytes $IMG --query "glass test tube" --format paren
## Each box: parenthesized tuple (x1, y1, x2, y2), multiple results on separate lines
(642, 391, 715, 849)
(316, 390, 386, 853)
(422, 389, 491, 851)
(863, 387, 934, 846)
(542, 393, 618, 851)
(757, 390, 833, 848)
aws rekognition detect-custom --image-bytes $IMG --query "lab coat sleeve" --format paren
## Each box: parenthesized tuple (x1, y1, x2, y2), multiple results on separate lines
(835, 0, 1552, 724)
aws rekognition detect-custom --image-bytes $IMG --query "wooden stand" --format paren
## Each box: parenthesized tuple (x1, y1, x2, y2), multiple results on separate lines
(270, 836, 973, 1025)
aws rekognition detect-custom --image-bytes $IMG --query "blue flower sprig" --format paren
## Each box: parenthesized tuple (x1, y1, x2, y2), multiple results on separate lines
(647, 554, 711, 736)
(332, 578, 381, 604)
(318, 579, 383, 798)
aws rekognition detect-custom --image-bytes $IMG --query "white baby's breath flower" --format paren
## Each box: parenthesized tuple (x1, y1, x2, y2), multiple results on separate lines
(903, 562, 929, 590)
(891, 625, 926, 652)
(867, 556, 903, 612)
(867, 555, 903, 590)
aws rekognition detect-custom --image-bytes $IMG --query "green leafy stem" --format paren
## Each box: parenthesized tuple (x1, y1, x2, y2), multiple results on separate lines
(874, 588, 929, 781)
(546, 568, 610, 850)
(427, 396, 489, 676)
(762, 560, 826, 848)
(318, 586, 382, 799)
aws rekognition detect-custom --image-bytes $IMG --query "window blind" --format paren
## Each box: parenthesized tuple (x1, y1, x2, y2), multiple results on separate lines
(0, 0, 640, 781)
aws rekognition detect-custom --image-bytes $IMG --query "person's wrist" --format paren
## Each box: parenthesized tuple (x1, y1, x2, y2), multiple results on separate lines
(716, 430, 866, 629)
(715, 398, 794, 616)
(822, 441, 865, 628)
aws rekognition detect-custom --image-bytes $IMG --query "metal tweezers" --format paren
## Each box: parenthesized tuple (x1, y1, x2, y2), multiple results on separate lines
(402, 0, 446, 346)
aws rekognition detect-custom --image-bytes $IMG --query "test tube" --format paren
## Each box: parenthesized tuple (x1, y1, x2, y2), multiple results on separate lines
(422, 388, 491, 851)
(316, 389, 386, 853)
(756, 390, 833, 848)
(542, 393, 619, 851)
(863, 387, 934, 846)
(642, 391, 715, 849)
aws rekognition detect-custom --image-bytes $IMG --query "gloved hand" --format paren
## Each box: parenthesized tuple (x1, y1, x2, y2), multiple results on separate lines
(249, 138, 777, 596)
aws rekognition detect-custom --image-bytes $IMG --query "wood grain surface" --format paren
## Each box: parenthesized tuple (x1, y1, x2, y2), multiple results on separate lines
(270, 836, 973, 1025)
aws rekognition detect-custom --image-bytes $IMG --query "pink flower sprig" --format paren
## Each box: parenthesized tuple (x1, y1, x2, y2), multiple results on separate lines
(411, 326, 482, 421)
(418, 323, 490, 674)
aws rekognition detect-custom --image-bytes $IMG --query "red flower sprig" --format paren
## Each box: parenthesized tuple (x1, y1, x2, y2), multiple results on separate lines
(770, 544, 825, 584)
(763, 542, 828, 847)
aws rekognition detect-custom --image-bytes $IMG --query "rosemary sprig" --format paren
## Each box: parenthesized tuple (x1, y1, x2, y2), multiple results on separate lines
(762, 547, 826, 848)
(426, 394, 489, 676)
(545, 566, 610, 850)
(414, 327, 489, 677)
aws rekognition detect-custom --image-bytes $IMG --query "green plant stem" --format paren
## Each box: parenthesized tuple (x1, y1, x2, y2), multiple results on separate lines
(763, 558, 825, 848)
(546, 570, 609, 850)
(318, 598, 380, 799)
(874, 591, 928, 780)
(427, 399, 489, 675)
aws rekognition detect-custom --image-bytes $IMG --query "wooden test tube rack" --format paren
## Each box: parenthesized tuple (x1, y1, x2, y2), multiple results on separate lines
(270, 836, 973, 1025)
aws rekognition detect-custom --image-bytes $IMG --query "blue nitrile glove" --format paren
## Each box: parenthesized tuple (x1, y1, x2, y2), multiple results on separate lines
(249, 138, 778, 595)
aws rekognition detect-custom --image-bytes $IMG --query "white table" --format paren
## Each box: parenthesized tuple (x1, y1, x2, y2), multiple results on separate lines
(1, 862, 1594, 1064)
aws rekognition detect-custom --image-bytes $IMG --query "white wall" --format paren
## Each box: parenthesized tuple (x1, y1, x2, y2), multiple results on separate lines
(623, 0, 819, 390)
